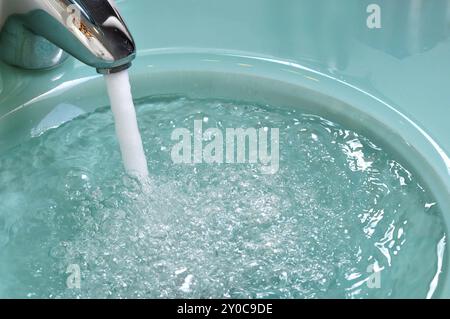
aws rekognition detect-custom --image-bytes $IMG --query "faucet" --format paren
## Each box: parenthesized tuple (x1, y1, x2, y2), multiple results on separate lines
(0, 0, 136, 74)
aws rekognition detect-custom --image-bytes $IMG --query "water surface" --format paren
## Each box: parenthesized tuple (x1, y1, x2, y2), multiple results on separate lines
(0, 97, 446, 298)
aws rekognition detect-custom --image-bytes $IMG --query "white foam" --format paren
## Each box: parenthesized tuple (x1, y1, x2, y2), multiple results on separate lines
(104, 70, 149, 178)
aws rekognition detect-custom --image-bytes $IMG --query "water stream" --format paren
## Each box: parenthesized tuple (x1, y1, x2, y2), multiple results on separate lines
(104, 70, 149, 178)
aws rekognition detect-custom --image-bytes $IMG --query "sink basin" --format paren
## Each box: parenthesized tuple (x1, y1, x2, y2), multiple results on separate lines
(0, 0, 449, 298)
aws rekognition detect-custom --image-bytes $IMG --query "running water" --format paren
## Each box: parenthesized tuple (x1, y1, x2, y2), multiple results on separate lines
(0, 97, 446, 298)
(104, 70, 149, 178)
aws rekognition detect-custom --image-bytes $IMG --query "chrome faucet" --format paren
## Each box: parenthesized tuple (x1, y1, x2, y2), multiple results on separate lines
(0, 0, 136, 74)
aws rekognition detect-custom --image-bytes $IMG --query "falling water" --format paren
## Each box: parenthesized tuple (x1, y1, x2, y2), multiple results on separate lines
(104, 70, 149, 178)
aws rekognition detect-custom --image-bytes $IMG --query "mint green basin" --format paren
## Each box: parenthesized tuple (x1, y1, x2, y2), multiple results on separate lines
(0, 0, 449, 298)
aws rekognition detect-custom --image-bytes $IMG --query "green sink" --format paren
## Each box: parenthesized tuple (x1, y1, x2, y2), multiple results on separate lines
(0, 0, 449, 298)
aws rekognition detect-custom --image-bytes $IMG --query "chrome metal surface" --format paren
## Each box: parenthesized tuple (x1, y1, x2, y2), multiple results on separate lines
(0, 0, 136, 72)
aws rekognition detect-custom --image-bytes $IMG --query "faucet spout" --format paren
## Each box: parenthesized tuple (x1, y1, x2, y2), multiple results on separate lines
(0, 0, 136, 73)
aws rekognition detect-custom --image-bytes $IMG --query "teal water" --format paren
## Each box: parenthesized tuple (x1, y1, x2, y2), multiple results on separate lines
(0, 97, 446, 298)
